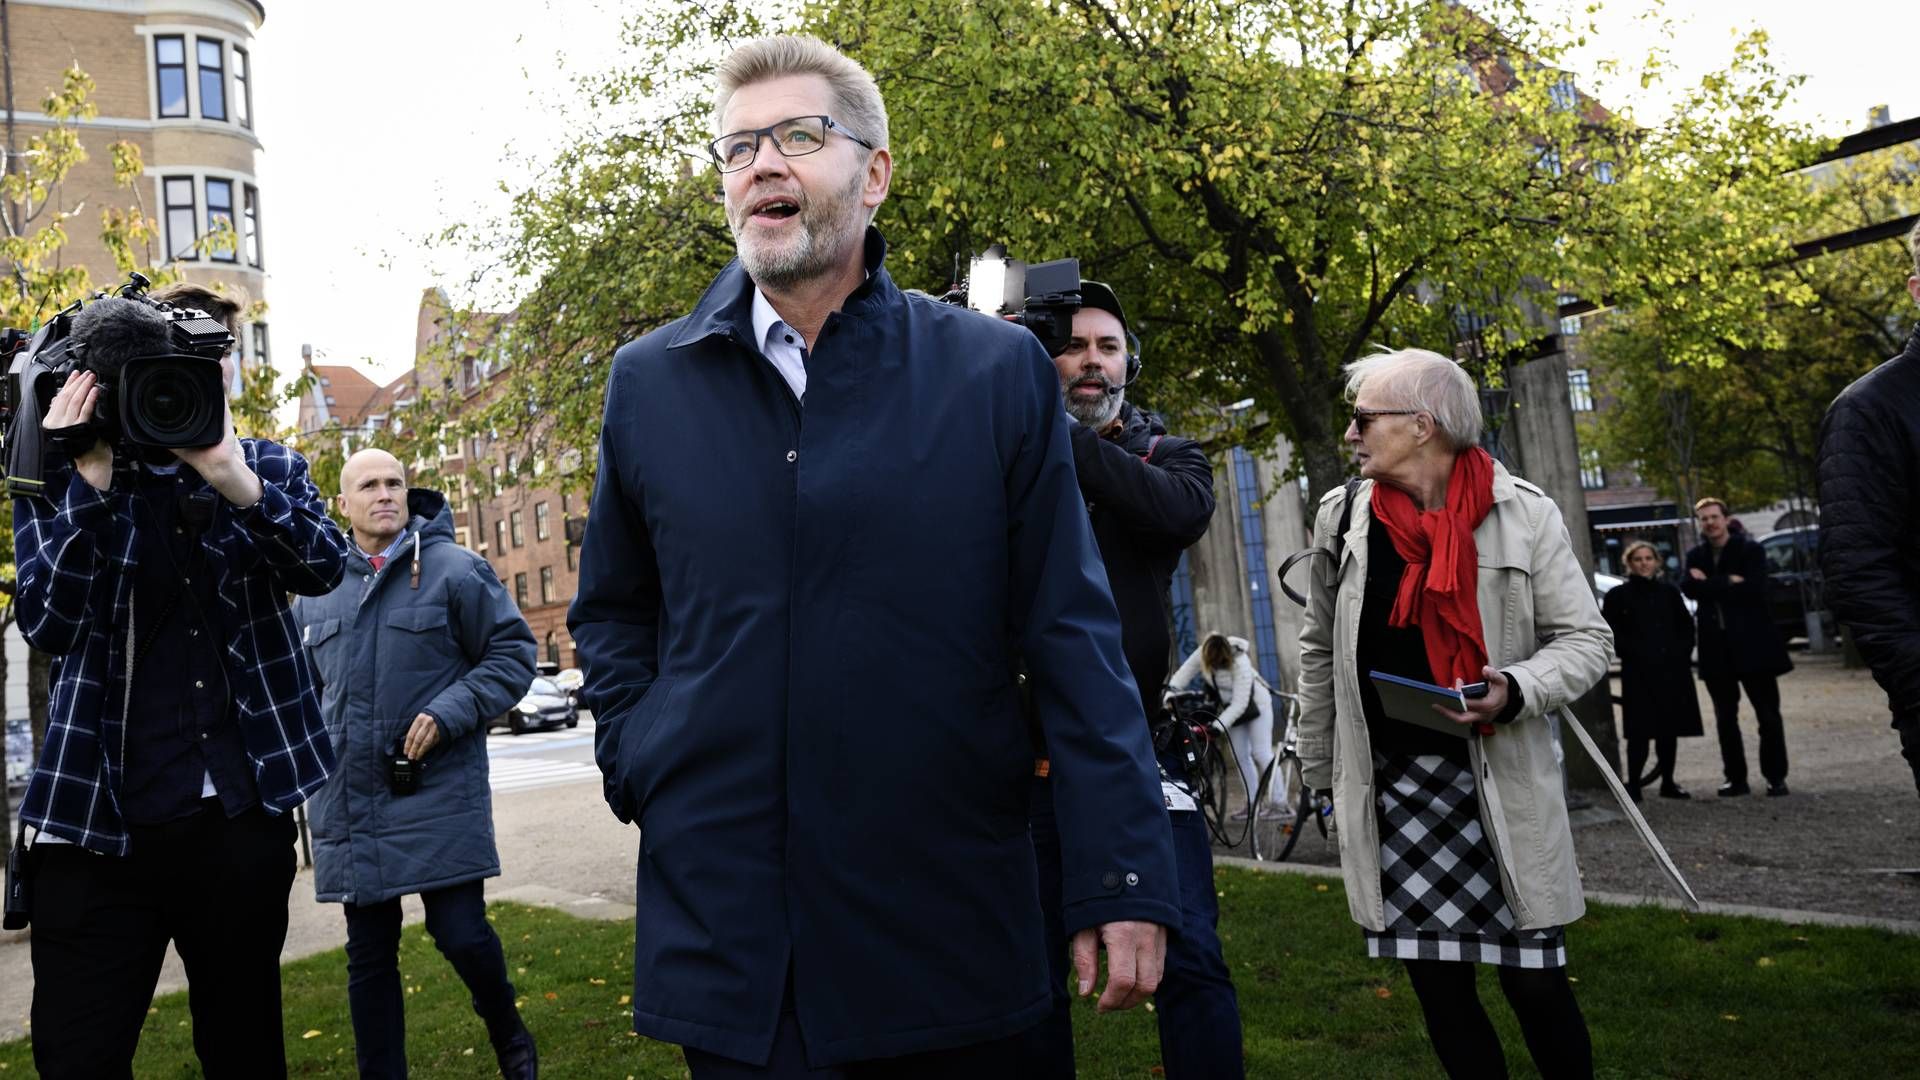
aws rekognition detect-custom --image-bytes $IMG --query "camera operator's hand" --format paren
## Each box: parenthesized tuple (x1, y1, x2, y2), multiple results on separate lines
(173, 397, 263, 508)
(45, 371, 114, 492)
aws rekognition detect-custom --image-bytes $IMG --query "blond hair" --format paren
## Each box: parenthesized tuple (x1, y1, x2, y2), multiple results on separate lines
(713, 35, 889, 151)
(1693, 497, 1728, 517)
(1621, 540, 1659, 565)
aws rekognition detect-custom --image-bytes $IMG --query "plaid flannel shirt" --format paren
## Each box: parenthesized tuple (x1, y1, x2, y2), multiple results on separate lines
(15, 438, 350, 855)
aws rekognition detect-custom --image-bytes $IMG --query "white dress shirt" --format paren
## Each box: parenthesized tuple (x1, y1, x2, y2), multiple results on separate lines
(751, 287, 809, 402)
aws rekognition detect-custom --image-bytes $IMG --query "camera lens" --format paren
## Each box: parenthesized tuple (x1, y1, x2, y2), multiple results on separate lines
(121, 356, 223, 447)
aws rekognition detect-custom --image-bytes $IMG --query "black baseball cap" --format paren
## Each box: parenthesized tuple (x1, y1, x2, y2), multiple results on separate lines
(1077, 280, 1128, 335)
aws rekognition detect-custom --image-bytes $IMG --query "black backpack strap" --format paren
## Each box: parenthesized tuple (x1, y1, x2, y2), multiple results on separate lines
(1276, 477, 1361, 608)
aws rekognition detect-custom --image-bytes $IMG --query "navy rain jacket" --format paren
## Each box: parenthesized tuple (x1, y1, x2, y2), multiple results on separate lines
(569, 229, 1180, 1067)
(295, 489, 536, 904)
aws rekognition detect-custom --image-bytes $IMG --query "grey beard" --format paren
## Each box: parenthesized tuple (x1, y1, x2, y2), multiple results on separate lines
(1065, 384, 1123, 428)
(731, 171, 867, 292)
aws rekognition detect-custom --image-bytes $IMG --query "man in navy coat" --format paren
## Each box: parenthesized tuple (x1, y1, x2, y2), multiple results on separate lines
(568, 33, 1180, 1078)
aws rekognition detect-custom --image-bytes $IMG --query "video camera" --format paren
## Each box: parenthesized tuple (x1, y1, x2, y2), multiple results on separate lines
(942, 245, 1082, 357)
(0, 272, 233, 497)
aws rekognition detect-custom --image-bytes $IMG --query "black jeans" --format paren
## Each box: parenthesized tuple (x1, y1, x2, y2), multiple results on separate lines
(1019, 768, 1245, 1079)
(343, 879, 521, 1078)
(1704, 674, 1788, 785)
(1627, 734, 1678, 788)
(1899, 718, 1920, 799)
(28, 802, 298, 1080)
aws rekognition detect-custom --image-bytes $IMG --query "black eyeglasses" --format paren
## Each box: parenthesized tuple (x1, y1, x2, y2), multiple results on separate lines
(1350, 407, 1421, 433)
(708, 115, 875, 174)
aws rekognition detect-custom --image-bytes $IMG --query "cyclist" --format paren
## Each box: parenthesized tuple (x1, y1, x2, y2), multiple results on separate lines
(1167, 632, 1282, 821)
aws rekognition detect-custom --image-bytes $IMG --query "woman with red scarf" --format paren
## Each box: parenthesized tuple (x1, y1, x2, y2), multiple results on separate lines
(1297, 349, 1615, 1079)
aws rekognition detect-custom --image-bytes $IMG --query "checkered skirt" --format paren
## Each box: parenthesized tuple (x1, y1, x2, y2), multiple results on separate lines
(1362, 753, 1567, 969)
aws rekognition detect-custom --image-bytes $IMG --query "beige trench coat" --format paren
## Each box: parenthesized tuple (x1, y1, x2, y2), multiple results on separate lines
(1296, 462, 1614, 932)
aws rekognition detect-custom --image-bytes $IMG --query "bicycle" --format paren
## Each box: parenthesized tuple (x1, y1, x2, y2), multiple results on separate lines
(1162, 688, 1251, 849)
(1248, 689, 1332, 861)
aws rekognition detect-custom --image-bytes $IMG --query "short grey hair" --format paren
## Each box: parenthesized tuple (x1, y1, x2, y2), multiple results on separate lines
(713, 35, 889, 152)
(1343, 347, 1483, 450)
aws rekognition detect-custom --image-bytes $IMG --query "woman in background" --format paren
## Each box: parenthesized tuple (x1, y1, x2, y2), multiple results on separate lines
(1168, 632, 1278, 819)
(1602, 540, 1702, 801)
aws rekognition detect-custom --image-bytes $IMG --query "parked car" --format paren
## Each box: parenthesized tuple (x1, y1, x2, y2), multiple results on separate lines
(491, 675, 580, 736)
(5, 714, 31, 791)
(1755, 526, 1835, 644)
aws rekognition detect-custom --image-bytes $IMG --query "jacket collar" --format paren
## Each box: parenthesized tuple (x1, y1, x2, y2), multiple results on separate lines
(1342, 455, 1521, 556)
(668, 226, 898, 352)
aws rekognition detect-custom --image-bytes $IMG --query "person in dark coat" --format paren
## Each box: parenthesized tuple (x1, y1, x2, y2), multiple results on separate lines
(567, 35, 1179, 1078)
(294, 449, 539, 1078)
(1817, 221, 1920, 799)
(1682, 498, 1794, 797)
(1602, 541, 1702, 801)
(1019, 282, 1236, 1079)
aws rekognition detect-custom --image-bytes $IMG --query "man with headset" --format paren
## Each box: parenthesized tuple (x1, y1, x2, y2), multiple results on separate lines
(1022, 282, 1237, 1078)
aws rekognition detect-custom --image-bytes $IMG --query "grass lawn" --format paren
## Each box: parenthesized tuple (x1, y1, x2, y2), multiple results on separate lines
(2, 866, 1915, 1077)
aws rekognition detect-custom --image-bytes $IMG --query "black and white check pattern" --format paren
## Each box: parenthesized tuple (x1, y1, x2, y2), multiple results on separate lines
(15, 440, 350, 855)
(1363, 752, 1567, 969)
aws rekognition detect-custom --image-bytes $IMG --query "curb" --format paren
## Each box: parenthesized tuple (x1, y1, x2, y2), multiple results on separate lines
(1213, 855, 1920, 937)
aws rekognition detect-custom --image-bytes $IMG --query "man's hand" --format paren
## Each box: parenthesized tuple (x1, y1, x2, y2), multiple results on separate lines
(173, 398, 263, 508)
(1728, 574, 1745, 585)
(402, 712, 441, 760)
(45, 371, 113, 491)
(1070, 920, 1166, 1013)
(1432, 666, 1510, 727)
(1689, 568, 1708, 581)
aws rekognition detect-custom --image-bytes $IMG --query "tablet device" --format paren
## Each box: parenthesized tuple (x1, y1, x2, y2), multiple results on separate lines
(1368, 671, 1485, 738)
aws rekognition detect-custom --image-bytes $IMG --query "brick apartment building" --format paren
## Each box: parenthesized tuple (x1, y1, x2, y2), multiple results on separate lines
(6, 0, 273, 379)
(297, 288, 584, 669)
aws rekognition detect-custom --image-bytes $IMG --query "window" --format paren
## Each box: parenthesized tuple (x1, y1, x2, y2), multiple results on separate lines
(510, 510, 525, 547)
(163, 176, 196, 260)
(232, 46, 252, 128)
(561, 492, 572, 514)
(242, 184, 262, 267)
(489, 464, 501, 494)
(205, 178, 236, 262)
(535, 501, 551, 541)
(494, 519, 506, 554)
(197, 39, 226, 121)
(1536, 146, 1563, 177)
(1579, 447, 1606, 490)
(514, 572, 529, 608)
(1549, 74, 1578, 112)
(155, 36, 188, 118)
(1567, 368, 1594, 412)
(1560, 314, 1582, 337)
(1593, 160, 1615, 185)
(545, 631, 560, 666)
(533, 454, 546, 477)
(506, 452, 519, 474)
(566, 541, 577, 573)
(250, 323, 268, 367)
(540, 566, 555, 604)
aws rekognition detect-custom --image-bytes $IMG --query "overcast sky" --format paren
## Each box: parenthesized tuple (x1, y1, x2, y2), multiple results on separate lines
(249, 0, 1918, 390)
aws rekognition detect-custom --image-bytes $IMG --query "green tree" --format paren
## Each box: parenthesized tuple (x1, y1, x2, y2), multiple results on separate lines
(1587, 140, 1918, 512)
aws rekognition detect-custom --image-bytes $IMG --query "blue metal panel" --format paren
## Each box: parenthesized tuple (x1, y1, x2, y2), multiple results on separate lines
(1232, 448, 1284, 687)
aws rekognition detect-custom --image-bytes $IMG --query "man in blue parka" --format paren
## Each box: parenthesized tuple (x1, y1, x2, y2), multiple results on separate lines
(568, 33, 1181, 1078)
(295, 449, 539, 1079)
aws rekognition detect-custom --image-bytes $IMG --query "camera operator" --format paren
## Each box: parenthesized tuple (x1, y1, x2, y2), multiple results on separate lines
(12, 294, 349, 1079)
(1021, 281, 1238, 1079)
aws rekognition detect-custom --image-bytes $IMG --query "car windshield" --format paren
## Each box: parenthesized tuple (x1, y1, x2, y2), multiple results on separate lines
(530, 677, 562, 696)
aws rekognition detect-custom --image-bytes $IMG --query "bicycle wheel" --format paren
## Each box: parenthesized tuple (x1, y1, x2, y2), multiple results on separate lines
(1197, 737, 1247, 849)
(1251, 753, 1314, 861)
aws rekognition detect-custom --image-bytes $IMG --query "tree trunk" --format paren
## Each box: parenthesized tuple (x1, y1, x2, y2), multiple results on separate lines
(27, 647, 48, 762)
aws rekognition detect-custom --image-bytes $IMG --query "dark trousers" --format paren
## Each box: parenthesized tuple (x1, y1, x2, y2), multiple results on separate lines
(28, 802, 298, 1080)
(1019, 773, 1245, 1079)
(1899, 719, 1920, 799)
(1704, 674, 1788, 785)
(1627, 734, 1678, 788)
(1403, 959, 1592, 1079)
(683, 973, 1031, 1078)
(343, 879, 520, 1078)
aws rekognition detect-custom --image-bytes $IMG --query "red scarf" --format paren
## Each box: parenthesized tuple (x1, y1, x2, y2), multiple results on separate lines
(1369, 446, 1496, 688)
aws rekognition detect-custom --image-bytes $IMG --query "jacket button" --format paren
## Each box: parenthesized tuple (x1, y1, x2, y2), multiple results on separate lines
(1125, 872, 1139, 887)
(194, 680, 204, 689)
(786, 450, 798, 463)
(1101, 871, 1120, 890)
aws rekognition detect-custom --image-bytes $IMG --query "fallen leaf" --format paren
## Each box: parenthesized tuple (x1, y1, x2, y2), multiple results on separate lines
(1314, 884, 1329, 893)
(1722, 1014, 1740, 1022)
(619, 995, 632, 1005)
(590, 977, 607, 985)
(1150, 1067, 1166, 1077)
(1375, 987, 1393, 999)
(462, 1048, 474, 1056)
(545, 991, 559, 1001)
(302, 1030, 323, 1040)
(1756, 957, 1775, 968)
